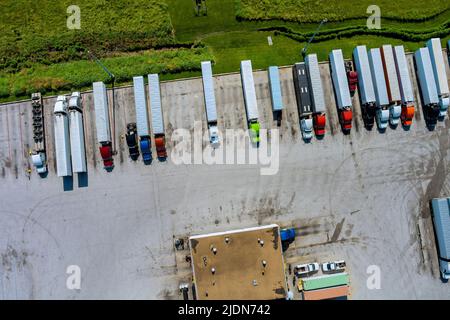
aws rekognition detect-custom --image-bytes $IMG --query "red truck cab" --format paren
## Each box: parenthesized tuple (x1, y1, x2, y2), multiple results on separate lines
(154, 135, 167, 159)
(99, 143, 114, 170)
(340, 109, 353, 131)
(345, 61, 358, 97)
(401, 104, 415, 127)
(313, 113, 326, 136)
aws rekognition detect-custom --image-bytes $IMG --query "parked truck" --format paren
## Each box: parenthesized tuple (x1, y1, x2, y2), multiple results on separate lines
(345, 61, 358, 97)
(427, 38, 449, 118)
(268, 66, 284, 126)
(415, 48, 440, 127)
(93, 81, 114, 170)
(68, 92, 87, 173)
(53, 95, 72, 177)
(30, 92, 47, 174)
(393, 45, 415, 127)
(381, 45, 402, 126)
(368, 48, 390, 130)
(329, 49, 353, 132)
(148, 73, 167, 159)
(201, 61, 220, 147)
(133, 76, 152, 163)
(353, 46, 377, 129)
(240, 60, 260, 145)
(293, 62, 313, 141)
(431, 198, 450, 281)
(305, 54, 327, 136)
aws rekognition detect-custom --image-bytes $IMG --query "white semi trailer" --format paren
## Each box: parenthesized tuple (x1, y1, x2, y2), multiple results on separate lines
(426, 38, 449, 117)
(201, 61, 220, 147)
(53, 95, 72, 177)
(68, 92, 86, 173)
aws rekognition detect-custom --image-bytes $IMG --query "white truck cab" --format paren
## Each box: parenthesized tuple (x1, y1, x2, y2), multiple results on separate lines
(376, 109, 389, 130)
(389, 104, 402, 126)
(300, 118, 313, 141)
(209, 125, 220, 148)
(31, 153, 47, 174)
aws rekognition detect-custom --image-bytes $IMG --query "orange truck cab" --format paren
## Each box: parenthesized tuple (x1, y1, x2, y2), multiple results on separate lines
(401, 104, 415, 127)
(340, 109, 353, 131)
(99, 143, 114, 170)
(154, 134, 167, 159)
(313, 113, 326, 136)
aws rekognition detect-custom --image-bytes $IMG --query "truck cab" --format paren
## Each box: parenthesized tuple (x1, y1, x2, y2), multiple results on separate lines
(439, 97, 449, 117)
(155, 135, 167, 159)
(139, 137, 152, 163)
(389, 103, 402, 126)
(300, 118, 313, 141)
(249, 120, 260, 144)
(345, 61, 358, 97)
(99, 143, 114, 170)
(401, 104, 415, 127)
(31, 152, 47, 174)
(376, 109, 389, 130)
(339, 108, 353, 131)
(125, 123, 139, 161)
(209, 124, 220, 148)
(440, 260, 450, 281)
(313, 113, 326, 136)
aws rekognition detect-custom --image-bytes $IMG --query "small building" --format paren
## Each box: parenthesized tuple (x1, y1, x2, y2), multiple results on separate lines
(189, 224, 287, 300)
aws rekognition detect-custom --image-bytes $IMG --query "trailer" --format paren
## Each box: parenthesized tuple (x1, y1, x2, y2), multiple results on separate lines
(268, 66, 284, 126)
(303, 285, 349, 300)
(329, 49, 352, 132)
(93, 81, 114, 170)
(415, 48, 440, 126)
(393, 45, 415, 127)
(53, 95, 72, 177)
(430, 198, 450, 281)
(368, 48, 390, 130)
(30, 93, 47, 174)
(148, 73, 167, 159)
(301, 273, 349, 291)
(201, 61, 220, 147)
(353, 46, 377, 128)
(240, 60, 260, 144)
(305, 54, 327, 136)
(293, 62, 313, 141)
(427, 38, 449, 117)
(381, 45, 402, 126)
(133, 76, 152, 163)
(68, 92, 86, 173)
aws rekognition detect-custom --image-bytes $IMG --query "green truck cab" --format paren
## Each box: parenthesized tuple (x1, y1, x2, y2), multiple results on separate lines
(249, 120, 260, 144)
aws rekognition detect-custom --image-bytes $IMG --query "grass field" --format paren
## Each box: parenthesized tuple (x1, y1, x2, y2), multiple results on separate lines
(1, 0, 449, 102)
(236, 0, 450, 22)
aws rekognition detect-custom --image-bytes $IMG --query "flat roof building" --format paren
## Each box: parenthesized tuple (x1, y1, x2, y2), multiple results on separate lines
(189, 224, 287, 300)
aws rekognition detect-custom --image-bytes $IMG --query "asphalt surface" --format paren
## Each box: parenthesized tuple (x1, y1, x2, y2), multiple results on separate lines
(0, 51, 450, 299)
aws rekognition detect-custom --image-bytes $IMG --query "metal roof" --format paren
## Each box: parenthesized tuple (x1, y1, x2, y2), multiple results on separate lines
(329, 49, 352, 109)
(133, 76, 150, 137)
(427, 38, 449, 96)
(148, 74, 165, 135)
(415, 48, 439, 105)
(381, 45, 401, 103)
(368, 48, 389, 107)
(305, 54, 326, 113)
(240, 60, 259, 120)
(353, 46, 376, 105)
(92, 82, 111, 143)
(268, 66, 283, 111)
(69, 111, 87, 173)
(394, 46, 414, 103)
(201, 61, 218, 122)
(431, 198, 450, 260)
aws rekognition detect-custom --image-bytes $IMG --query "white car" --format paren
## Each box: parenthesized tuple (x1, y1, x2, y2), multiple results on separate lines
(322, 260, 346, 272)
(295, 262, 319, 275)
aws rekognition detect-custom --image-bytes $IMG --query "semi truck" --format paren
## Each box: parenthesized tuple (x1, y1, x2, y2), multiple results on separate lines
(148, 73, 167, 159)
(126, 123, 140, 161)
(305, 54, 327, 136)
(329, 49, 353, 132)
(380, 45, 402, 126)
(430, 198, 450, 281)
(93, 81, 114, 170)
(353, 45, 377, 129)
(133, 76, 152, 163)
(53, 95, 72, 177)
(68, 92, 87, 173)
(30, 92, 47, 174)
(426, 38, 449, 118)
(415, 48, 440, 127)
(268, 66, 284, 126)
(393, 45, 415, 127)
(240, 60, 260, 145)
(345, 61, 358, 97)
(201, 61, 220, 147)
(368, 48, 390, 130)
(293, 62, 313, 141)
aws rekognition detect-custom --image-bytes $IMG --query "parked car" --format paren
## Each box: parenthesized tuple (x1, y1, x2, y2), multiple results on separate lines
(321, 260, 346, 272)
(126, 123, 139, 161)
(295, 262, 319, 276)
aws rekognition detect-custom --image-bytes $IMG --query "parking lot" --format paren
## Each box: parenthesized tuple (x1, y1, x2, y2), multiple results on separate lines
(0, 51, 450, 299)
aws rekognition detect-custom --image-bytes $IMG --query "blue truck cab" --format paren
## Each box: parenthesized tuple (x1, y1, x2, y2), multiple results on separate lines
(140, 137, 152, 163)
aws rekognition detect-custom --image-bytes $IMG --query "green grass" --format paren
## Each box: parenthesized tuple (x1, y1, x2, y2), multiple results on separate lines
(0, 47, 213, 99)
(236, 0, 450, 23)
(0, 0, 175, 72)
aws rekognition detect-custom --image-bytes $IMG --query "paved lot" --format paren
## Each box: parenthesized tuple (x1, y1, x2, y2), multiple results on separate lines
(0, 51, 450, 299)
